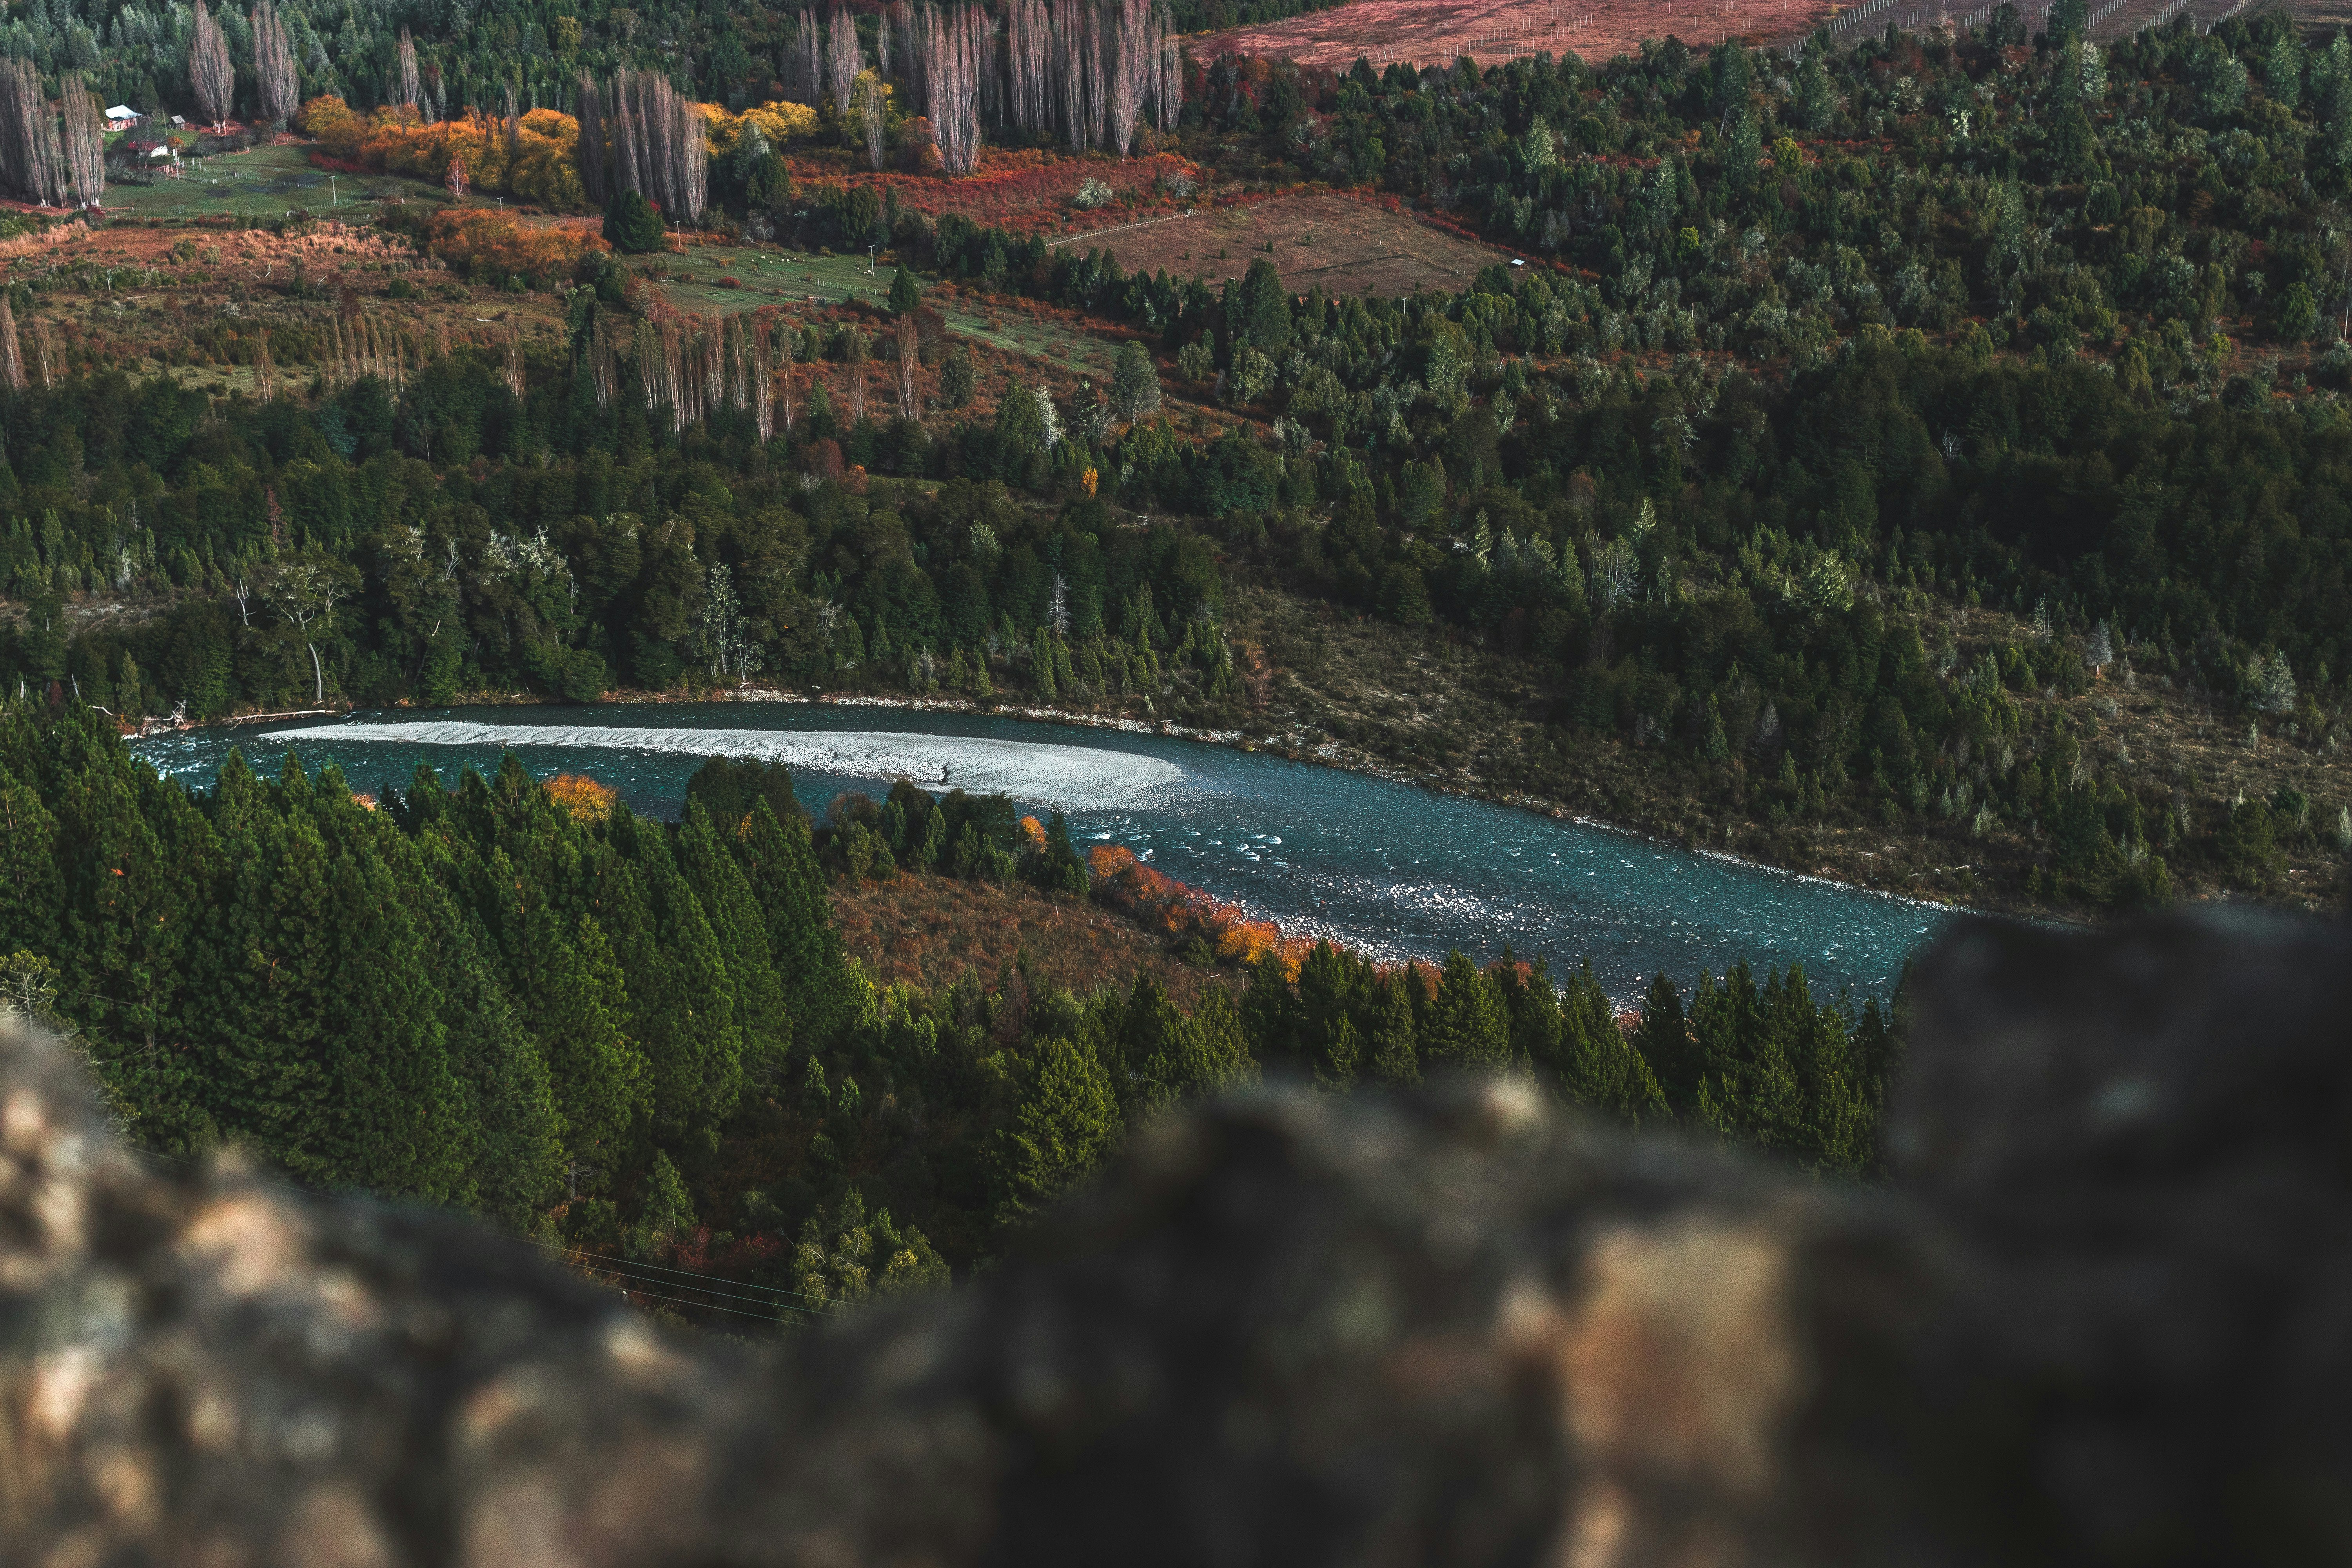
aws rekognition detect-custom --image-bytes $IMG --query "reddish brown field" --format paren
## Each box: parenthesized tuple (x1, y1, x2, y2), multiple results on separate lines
(1056, 190, 1513, 292)
(829, 872, 1247, 1007)
(785, 147, 1208, 237)
(1196, 0, 1833, 71)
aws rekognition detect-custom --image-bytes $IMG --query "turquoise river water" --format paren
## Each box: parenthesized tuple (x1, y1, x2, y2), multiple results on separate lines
(132, 703, 1953, 1002)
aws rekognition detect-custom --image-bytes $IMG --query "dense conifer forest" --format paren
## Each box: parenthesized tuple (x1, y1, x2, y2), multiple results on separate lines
(7, 6, 2352, 913)
(2, 0, 2350, 1317)
(0, 710, 1898, 1316)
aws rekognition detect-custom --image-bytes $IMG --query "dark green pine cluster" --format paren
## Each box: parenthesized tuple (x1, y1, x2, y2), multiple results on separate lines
(0, 703, 857, 1226)
(0, 705, 1902, 1292)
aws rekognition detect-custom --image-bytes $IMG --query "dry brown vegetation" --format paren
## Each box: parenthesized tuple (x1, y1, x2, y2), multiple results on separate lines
(0, 217, 562, 386)
(1059, 190, 1514, 293)
(830, 870, 1248, 1005)
(1195, 0, 1833, 73)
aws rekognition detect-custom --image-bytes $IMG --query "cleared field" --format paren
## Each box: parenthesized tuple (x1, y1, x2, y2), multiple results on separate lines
(643, 241, 1124, 371)
(1056, 191, 1513, 294)
(1196, 0, 1830, 71)
(98, 143, 434, 222)
(787, 148, 1206, 237)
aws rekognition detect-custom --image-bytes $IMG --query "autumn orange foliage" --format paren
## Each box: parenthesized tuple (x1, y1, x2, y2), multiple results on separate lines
(1087, 844, 1316, 980)
(299, 96, 589, 210)
(546, 773, 619, 822)
(418, 209, 608, 290)
(791, 148, 1205, 238)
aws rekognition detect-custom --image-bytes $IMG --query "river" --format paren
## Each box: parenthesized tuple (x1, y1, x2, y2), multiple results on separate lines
(131, 702, 1952, 1002)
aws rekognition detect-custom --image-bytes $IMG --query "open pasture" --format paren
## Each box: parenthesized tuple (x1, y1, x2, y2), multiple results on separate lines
(642, 242, 1125, 372)
(1054, 191, 1514, 295)
(98, 143, 434, 222)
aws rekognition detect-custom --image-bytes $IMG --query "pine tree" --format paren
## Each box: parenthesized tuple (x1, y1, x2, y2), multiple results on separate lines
(600, 812, 742, 1143)
(1234, 257, 1293, 358)
(679, 800, 792, 1081)
(1111, 339, 1161, 420)
(185, 760, 340, 1178)
(1365, 971, 1421, 1087)
(1631, 971, 1700, 1111)
(628, 1149, 697, 1258)
(305, 780, 471, 1203)
(603, 189, 664, 254)
(888, 264, 922, 315)
(737, 798, 861, 1047)
(992, 1035, 1120, 1219)
(0, 760, 64, 960)
(1421, 951, 1510, 1069)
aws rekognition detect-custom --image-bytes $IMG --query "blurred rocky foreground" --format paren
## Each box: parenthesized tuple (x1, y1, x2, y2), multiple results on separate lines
(1, 911, 2346, 1567)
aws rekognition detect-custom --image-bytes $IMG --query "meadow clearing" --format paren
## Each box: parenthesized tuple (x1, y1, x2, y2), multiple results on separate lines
(1054, 190, 1515, 295)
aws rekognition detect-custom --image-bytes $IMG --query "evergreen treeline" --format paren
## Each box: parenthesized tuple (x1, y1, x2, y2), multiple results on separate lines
(5, 274, 2341, 906)
(0, 706, 1900, 1296)
(1209, 9, 2352, 381)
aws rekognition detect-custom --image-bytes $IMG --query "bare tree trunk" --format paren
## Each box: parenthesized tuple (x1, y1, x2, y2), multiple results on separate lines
(1107, 0, 1150, 156)
(857, 74, 885, 171)
(191, 0, 236, 131)
(58, 75, 105, 209)
(252, 2, 299, 127)
(927, 5, 984, 175)
(671, 83, 706, 225)
(1009, 0, 1051, 135)
(1156, 10, 1183, 132)
(797, 11, 822, 105)
(0, 298, 22, 392)
(1086, 5, 1107, 151)
(575, 71, 606, 204)
(590, 310, 617, 408)
(896, 314, 918, 419)
(254, 328, 275, 399)
(778, 325, 796, 433)
(0, 58, 69, 207)
(978, 8, 1003, 131)
(32, 314, 53, 387)
(753, 319, 775, 441)
(702, 314, 724, 412)
(1053, 0, 1087, 152)
(846, 328, 868, 425)
(828, 9, 862, 119)
(396, 27, 422, 126)
(505, 327, 524, 400)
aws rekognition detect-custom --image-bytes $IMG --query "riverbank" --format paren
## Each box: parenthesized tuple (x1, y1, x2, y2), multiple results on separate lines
(168, 577, 2343, 924)
(229, 678, 1984, 924)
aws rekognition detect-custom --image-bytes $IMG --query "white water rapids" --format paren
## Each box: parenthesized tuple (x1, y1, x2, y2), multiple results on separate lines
(274, 721, 1193, 812)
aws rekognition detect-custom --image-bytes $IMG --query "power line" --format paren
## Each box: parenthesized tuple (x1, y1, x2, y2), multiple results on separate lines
(607, 1285, 814, 1324)
(552, 1251, 842, 1316)
(513, 1238, 846, 1312)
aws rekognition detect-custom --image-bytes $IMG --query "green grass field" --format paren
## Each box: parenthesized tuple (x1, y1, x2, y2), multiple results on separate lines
(100, 144, 436, 222)
(643, 243, 1121, 373)
(100, 145, 1123, 372)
